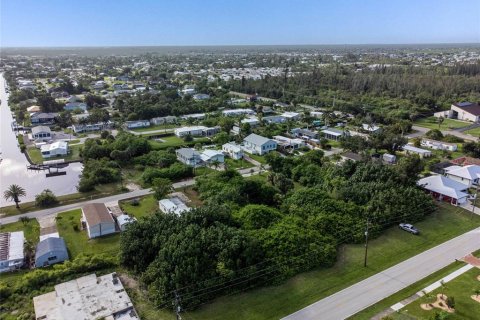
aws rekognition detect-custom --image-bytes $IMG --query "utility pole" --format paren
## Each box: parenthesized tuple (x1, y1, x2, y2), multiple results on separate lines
(173, 290, 182, 320)
(364, 218, 369, 268)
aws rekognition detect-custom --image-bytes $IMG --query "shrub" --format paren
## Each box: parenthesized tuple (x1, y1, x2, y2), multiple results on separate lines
(35, 189, 59, 208)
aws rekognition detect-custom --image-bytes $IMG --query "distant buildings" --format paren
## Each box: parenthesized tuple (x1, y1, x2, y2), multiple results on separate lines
(434, 102, 480, 122)
(222, 109, 255, 117)
(421, 138, 457, 151)
(150, 116, 177, 125)
(174, 126, 220, 138)
(64, 102, 87, 112)
(125, 120, 150, 129)
(0, 231, 24, 273)
(193, 93, 210, 101)
(72, 121, 112, 133)
(33, 273, 138, 320)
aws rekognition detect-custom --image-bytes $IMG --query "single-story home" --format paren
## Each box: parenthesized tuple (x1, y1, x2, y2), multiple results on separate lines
(31, 126, 52, 141)
(193, 93, 210, 101)
(41, 141, 68, 158)
(444, 164, 480, 187)
(125, 120, 150, 129)
(242, 133, 277, 155)
(200, 149, 225, 164)
(116, 214, 137, 231)
(222, 142, 244, 160)
(362, 124, 381, 133)
(291, 128, 318, 140)
(150, 116, 177, 125)
(174, 126, 220, 137)
(273, 135, 305, 150)
(281, 112, 301, 121)
(222, 109, 255, 117)
(421, 138, 457, 151)
(0, 231, 24, 273)
(81, 203, 117, 239)
(434, 102, 480, 122)
(241, 117, 260, 127)
(263, 115, 287, 124)
(27, 105, 41, 113)
(35, 237, 69, 268)
(321, 128, 346, 141)
(180, 113, 206, 120)
(159, 197, 191, 215)
(417, 175, 469, 205)
(383, 153, 397, 164)
(72, 121, 113, 133)
(402, 145, 432, 158)
(176, 148, 203, 166)
(64, 102, 87, 112)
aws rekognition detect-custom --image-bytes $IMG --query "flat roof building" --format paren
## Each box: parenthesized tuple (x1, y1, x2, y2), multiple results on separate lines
(33, 272, 138, 320)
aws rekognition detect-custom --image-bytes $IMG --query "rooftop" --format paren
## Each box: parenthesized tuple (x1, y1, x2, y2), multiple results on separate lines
(35, 237, 68, 261)
(82, 203, 114, 226)
(453, 102, 480, 116)
(0, 231, 24, 262)
(33, 273, 138, 320)
(244, 133, 272, 146)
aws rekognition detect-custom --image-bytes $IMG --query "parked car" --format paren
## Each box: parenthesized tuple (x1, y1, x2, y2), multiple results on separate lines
(399, 223, 419, 235)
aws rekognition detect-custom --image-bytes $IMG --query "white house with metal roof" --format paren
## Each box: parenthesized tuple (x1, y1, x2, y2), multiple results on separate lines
(0, 231, 24, 273)
(222, 142, 244, 160)
(444, 165, 480, 188)
(321, 128, 346, 141)
(402, 144, 432, 158)
(417, 175, 469, 205)
(242, 133, 277, 155)
(176, 148, 203, 166)
(159, 197, 191, 215)
(40, 141, 68, 158)
(35, 237, 69, 268)
(200, 149, 225, 164)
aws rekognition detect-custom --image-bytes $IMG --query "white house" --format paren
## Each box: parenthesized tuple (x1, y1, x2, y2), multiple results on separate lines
(125, 120, 150, 129)
(362, 124, 381, 133)
(222, 109, 255, 117)
(444, 165, 480, 187)
(281, 112, 301, 121)
(174, 126, 220, 137)
(193, 93, 210, 101)
(273, 135, 306, 150)
(242, 133, 277, 155)
(81, 203, 117, 239)
(402, 145, 432, 158)
(321, 128, 346, 141)
(181, 113, 206, 120)
(150, 116, 177, 125)
(0, 231, 24, 273)
(222, 142, 244, 160)
(421, 138, 457, 151)
(72, 121, 113, 133)
(176, 148, 203, 166)
(417, 175, 469, 205)
(263, 115, 287, 124)
(31, 126, 52, 142)
(200, 149, 225, 164)
(41, 141, 68, 158)
(159, 197, 191, 215)
(241, 117, 260, 127)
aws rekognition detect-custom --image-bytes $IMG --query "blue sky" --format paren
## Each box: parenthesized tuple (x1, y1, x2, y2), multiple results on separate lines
(1, 0, 479, 47)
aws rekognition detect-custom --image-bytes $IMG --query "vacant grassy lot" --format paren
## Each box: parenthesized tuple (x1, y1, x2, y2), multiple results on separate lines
(132, 203, 480, 320)
(149, 135, 210, 150)
(396, 267, 480, 320)
(414, 117, 470, 130)
(225, 157, 255, 170)
(56, 209, 120, 258)
(120, 195, 159, 219)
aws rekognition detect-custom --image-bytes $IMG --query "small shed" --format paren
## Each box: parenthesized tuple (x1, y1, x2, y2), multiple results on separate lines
(35, 237, 69, 268)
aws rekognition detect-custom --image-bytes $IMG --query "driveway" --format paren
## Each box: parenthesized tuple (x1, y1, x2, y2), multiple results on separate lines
(282, 227, 480, 320)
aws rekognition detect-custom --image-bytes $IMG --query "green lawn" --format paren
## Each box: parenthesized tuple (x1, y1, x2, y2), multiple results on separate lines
(56, 209, 120, 258)
(396, 267, 480, 320)
(225, 158, 255, 170)
(120, 195, 159, 219)
(414, 117, 470, 130)
(161, 203, 480, 320)
(149, 135, 211, 150)
(349, 261, 468, 319)
(131, 123, 178, 132)
(464, 127, 480, 137)
(0, 218, 40, 245)
(247, 153, 267, 164)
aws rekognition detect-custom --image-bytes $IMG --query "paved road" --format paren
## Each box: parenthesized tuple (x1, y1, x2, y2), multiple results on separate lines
(282, 226, 480, 320)
(408, 125, 478, 141)
(0, 167, 263, 225)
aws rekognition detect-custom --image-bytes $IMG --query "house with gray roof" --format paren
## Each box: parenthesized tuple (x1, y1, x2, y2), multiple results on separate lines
(35, 237, 69, 268)
(176, 148, 203, 166)
(242, 133, 277, 155)
(31, 126, 52, 142)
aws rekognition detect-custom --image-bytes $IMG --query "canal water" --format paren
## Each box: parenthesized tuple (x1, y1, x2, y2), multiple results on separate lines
(0, 73, 83, 207)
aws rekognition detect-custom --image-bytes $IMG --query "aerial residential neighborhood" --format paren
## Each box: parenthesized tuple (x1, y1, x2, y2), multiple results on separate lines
(1, 1, 480, 320)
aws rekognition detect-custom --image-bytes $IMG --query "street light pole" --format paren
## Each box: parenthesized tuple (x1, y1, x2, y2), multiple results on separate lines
(364, 218, 369, 268)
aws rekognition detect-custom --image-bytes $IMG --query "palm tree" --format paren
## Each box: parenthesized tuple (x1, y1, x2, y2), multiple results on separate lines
(3, 184, 26, 209)
(438, 116, 445, 129)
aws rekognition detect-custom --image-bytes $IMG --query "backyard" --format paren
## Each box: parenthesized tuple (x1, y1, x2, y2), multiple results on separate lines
(129, 203, 480, 320)
(414, 117, 470, 130)
(26, 143, 83, 164)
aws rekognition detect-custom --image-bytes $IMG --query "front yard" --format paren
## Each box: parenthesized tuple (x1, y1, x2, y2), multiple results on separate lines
(26, 144, 83, 164)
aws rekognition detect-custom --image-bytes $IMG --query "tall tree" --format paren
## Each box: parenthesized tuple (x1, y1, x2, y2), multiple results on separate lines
(3, 184, 26, 208)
